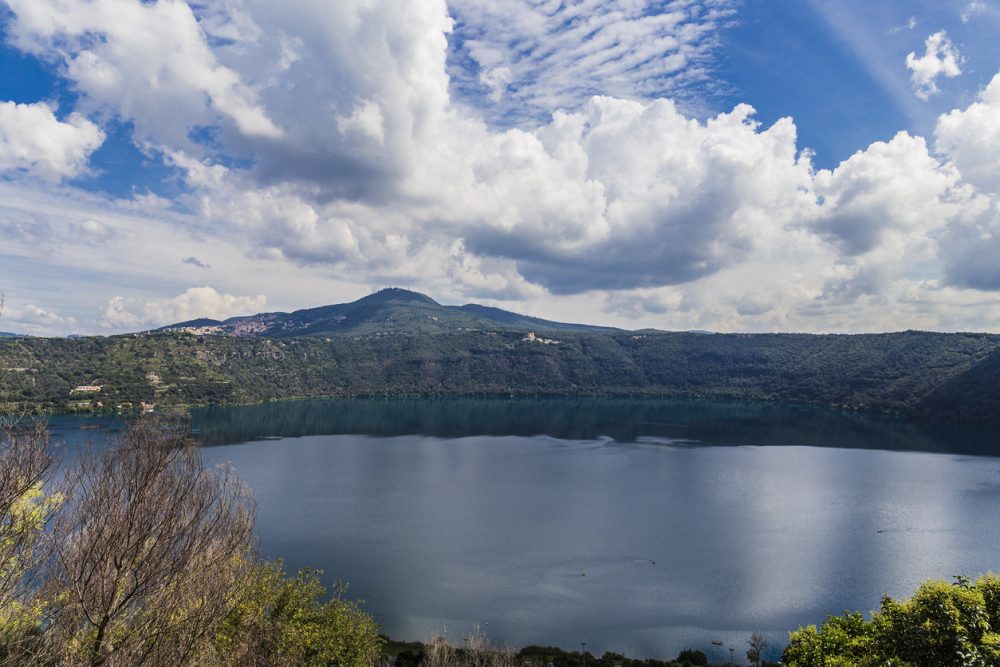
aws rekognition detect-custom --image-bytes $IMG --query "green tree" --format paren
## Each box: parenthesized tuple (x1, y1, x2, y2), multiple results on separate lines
(783, 611, 877, 667)
(675, 648, 707, 665)
(214, 560, 382, 666)
(783, 576, 1000, 667)
(874, 578, 997, 666)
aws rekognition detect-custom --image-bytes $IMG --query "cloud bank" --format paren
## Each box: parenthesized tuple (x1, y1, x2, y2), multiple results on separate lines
(0, 0, 999, 335)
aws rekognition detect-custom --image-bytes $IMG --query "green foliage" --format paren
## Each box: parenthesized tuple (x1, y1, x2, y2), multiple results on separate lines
(215, 560, 382, 666)
(976, 573, 1000, 633)
(783, 576, 1000, 667)
(675, 648, 707, 665)
(3, 328, 1000, 420)
(0, 481, 59, 646)
(514, 644, 715, 667)
(783, 612, 878, 667)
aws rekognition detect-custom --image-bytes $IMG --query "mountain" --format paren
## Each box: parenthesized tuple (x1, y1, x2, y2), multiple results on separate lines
(7, 289, 1000, 421)
(156, 288, 623, 337)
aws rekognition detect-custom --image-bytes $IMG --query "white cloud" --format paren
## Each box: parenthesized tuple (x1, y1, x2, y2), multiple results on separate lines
(905, 31, 963, 100)
(813, 132, 960, 257)
(462, 99, 816, 293)
(99, 296, 143, 329)
(936, 71, 1000, 195)
(961, 2, 987, 23)
(2, 0, 281, 148)
(889, 16, 917, 34)
(17, 304, 75, 328)
(447, 0, 737, 124)
(0, 301, 77, 335)
(336, 100, 386, 146)
(603, 289, 686, 319)
(100, 287, 266, 329)
(0, 101, 104, 180)
(170, 96, 816, 297)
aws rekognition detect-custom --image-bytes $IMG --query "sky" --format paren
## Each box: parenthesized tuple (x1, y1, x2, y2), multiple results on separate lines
(1, 0, 1000, 336)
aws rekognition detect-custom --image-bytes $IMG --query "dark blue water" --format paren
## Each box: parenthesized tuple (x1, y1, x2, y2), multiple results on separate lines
(48, 399, 1000, 662)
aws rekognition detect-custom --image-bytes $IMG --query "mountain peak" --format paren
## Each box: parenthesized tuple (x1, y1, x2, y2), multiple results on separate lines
(356, 288, 438, 306)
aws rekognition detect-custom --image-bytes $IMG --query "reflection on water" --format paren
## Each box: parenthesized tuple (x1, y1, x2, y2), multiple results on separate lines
(192, 397, 1000, 456)
(46, 399, 1000, 660)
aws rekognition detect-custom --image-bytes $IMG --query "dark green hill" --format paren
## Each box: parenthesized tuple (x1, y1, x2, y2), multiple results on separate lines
(3, 326, 999, 421)
(915, 347, 1000, 421)
(156, 288, 625, 337)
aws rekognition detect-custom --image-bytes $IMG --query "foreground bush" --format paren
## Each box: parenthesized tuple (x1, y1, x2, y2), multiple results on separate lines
(0, 419, 381, 666)
(215, 561, 382, 666)
(783, 575, 1000, 666)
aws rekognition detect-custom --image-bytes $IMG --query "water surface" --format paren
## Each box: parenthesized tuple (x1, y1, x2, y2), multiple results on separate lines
(50, 399, 1000, 661)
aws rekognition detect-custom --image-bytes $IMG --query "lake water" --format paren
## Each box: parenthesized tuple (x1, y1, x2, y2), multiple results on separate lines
(49, 398, 1000, 662)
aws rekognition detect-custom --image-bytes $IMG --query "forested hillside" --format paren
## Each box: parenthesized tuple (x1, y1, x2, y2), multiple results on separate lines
(2, 328, 998, 420)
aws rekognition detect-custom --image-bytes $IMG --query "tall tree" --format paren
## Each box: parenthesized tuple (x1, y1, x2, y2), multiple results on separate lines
(45, 420, 255, 666)
(746, 632, 767, 667)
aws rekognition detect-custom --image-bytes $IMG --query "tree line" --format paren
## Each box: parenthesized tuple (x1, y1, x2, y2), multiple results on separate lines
(4, 328, 1000, 421)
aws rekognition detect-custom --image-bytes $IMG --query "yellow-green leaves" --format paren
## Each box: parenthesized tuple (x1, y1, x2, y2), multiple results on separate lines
(784, 575, 1000, 667)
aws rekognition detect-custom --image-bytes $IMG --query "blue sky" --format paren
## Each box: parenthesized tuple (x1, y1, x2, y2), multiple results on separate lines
(1, 0, 1000, 335)
(719, 0, 1000, 167)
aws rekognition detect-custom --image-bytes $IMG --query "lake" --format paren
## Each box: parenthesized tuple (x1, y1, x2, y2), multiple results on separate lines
(49, 398, 1000, 662)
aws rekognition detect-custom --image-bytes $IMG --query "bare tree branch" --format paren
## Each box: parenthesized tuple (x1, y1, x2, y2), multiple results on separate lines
(45, 419, 255, 667)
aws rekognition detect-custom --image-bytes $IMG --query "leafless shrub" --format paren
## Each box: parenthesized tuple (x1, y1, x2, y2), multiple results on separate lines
(462, 627, 517, 667)
(746, 631, 768, 667)
(421, 628, 517, 667)
(422, 634, 459, 667)
(44, 419, 255, 666)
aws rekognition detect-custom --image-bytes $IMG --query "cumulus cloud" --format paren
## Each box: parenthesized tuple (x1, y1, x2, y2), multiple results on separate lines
(99, 296, 143, 329)
(465, 99, 815, 293)
(171, 96, 816, 296)
(936, 71, 1000, 195)
(0, 101, 104, 180)
(183, 256, 211, 269)
(603, 289, 685, 318)
(905, 31, 962, 100)
(16, 304, 76, 328)
(813, 132, 960, 256)
(2, 0, 281, 148)
(0, 301, 77, 334)
(100, 287, 266, 329)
